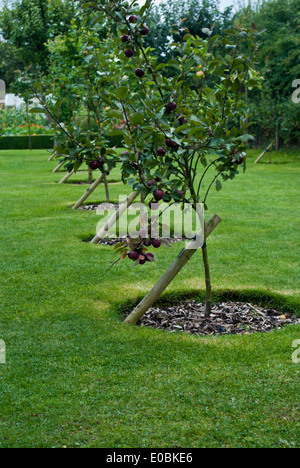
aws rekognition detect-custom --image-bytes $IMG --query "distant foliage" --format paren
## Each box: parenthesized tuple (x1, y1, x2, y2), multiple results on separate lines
(0, 106, 51, 135)
(145, 0, 234, 64)
(235, 0, 300, 146)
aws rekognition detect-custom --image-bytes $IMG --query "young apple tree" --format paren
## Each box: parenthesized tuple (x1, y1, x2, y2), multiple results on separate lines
(76, 0, 262, 318)
(20, 12, 122, 204)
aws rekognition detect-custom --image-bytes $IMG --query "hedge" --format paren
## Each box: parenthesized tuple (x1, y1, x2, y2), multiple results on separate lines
(0, 135, 54, 150)
(0, 134, 123, 150)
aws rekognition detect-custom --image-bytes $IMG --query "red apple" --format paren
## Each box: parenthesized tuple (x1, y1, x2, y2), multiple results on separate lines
(89, 160, 99, 170)
(139, 255, 147, 265)
(178, 115, 187, 125)
(122, 35, 131, 43)
(129, 15, 138, 23)
(143, 238, 153, 247)
(128, 251, 139, 261)
(135, 68, 145, 78)
(146, 252, 155, 261)
(157, 147, 166, 156)
(154, 190, 165, 201)
(152, 239, 161, 248)
(166, 101, 177, 111)
(140, 25, 150, 35)
(125, 49, 134, 58)
(166, 138, 176, 148)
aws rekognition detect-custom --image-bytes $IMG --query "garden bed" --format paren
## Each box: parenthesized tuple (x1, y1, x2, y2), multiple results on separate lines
(124, 300, 300, 336)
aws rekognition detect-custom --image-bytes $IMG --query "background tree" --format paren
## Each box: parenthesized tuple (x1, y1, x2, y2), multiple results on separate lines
(235, 0, 300, 147)
(44, 12, 113, 191)
(0, 0, 76, 89)
(0, 41, 23, 92)
(145, 0, 234, 64)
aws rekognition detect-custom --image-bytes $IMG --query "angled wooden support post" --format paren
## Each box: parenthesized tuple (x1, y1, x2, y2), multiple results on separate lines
(59, 169, 74, 184)
(254, 142, 273, 164)
(48, 153, 56, 162)
(72, 172, 104, 209)
(52, 160, 65, 173)
(124, 214, 221, 325)
(90, 191, 139, 244)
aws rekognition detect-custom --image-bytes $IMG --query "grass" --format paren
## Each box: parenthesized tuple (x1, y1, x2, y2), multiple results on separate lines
(0, 148, 299, 448)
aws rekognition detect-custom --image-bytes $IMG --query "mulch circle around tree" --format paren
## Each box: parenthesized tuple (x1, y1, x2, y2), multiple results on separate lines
(97, 237, 186, 246)
(67, 181, 92, 185)
(78, 203, 120, 211)
(124, 301, 299, 336)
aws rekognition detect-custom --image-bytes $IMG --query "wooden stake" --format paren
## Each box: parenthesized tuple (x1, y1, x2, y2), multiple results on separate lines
(90, 191, 139, 244)
(58, 169, 74, 184)
(48, 153, 55, 162)
(103, 171, 110, 203)
(254, 142, 273, 164)
(72, 173, 104, 210)
(124, 214, 221, 325)
(52, 160, 65, 173)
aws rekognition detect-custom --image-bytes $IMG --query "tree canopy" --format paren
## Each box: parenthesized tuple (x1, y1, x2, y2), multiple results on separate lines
(0, 0, 299, 145)
(0, 0, 76, 88)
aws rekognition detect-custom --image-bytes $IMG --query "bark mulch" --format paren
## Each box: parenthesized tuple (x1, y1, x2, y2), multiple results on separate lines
(125, 300, 299, 336)
(96, 236, 186, 246)
(78, 203, 120, 211)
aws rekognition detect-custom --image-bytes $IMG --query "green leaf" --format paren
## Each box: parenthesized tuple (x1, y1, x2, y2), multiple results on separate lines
(203, 88, 216, 106)
(29, 107, 46, 114)
(215, 180, 222, 192)
(235, 134, 255, 142)
(107, 109, 124, 119)
(232, 78, 241, 93)
(130, 113, 144, 125)
(116, 86, 128, 100)
(108, 129, 126, 136)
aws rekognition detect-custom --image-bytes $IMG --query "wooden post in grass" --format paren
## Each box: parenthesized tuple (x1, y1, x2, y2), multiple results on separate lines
(59, 169, 94, 185)
(72, 172, 105, 209)
(48, 153, 55, 162)
(59, 169, 74, 184)
(124, 214, 221, 325)
(52, 160, 65, 173)
(254, 142, 273, 164)
(90, 191, 139, 244)
(103, 171, 110, 203)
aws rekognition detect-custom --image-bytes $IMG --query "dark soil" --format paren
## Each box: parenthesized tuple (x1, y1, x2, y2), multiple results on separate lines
(78, 203, 120, 211)
(66, 181, 92, 185)
(96, 236, 186, 246)
(124, 301, 299, 336)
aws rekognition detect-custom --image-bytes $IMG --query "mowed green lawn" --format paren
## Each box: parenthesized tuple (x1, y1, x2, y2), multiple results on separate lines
(0, 148, 299, 448)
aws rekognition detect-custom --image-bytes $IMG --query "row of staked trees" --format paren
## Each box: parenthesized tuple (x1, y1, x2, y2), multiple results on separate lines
(12, 0, 261, 320)
(0, 0, 297, 321)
